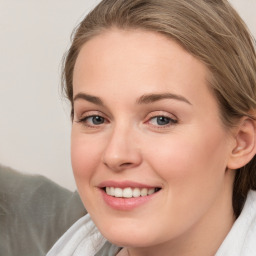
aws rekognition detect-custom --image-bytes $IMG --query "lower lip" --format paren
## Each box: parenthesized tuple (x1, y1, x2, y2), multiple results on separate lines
(100, 189, 159, 211)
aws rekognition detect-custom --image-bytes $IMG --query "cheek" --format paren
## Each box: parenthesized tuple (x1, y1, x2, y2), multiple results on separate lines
(142, 128, 230, 231)
(71, 132, 102, 184)
(71, 132, 105, 211)
(145, 126, 229, 188)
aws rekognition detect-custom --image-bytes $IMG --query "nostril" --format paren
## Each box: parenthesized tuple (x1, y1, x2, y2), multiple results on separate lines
(120, 162, 132, 167)
(103, 161, 132, 170)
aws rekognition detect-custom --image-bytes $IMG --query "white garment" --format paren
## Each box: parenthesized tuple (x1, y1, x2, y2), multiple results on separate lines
(216, 190, 256, 256)
(46, 214, 110, 256)
(47, 190, 256, 256)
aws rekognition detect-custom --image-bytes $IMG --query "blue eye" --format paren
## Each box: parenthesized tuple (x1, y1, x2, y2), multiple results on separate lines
(90, 116, 105, 125)
(86, 116, 105, 125)
(156, 116, 171, 125)
(77, 115, 106, 126)
(149, 116, 177, 126)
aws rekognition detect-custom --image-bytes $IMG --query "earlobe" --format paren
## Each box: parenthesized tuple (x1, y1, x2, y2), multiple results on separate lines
(227, 117, 256, 170)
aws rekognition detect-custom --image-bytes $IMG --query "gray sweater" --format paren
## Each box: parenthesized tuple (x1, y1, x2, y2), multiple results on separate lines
(0, 164, 86, 256)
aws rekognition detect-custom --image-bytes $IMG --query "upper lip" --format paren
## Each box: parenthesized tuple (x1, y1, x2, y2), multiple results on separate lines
(98, 180, 161, 189)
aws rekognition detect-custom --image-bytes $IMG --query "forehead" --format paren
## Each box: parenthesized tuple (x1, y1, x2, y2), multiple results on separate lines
(73, 28, 213, 107)
(74, 28, 208, 77)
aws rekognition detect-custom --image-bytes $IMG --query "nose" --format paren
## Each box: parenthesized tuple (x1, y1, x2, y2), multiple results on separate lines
(102, 126, 142, 172)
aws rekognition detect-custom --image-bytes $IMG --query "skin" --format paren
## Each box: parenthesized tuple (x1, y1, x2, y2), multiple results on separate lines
(71, 29, 237, 256)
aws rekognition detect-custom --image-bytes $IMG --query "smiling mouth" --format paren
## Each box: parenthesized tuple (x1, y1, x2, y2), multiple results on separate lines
(103, 187, 161, 198)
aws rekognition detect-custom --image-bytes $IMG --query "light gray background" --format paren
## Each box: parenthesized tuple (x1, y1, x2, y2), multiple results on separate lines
(0, 0, 255, 191)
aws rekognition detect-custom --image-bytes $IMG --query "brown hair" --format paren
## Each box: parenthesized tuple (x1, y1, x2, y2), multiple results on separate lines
(62, 0, 256, 217)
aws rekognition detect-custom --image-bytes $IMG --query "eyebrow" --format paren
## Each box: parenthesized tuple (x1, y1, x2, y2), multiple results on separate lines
(136, 93, 192, 105)
(73, 93, 104, 106)
(73, 92, 192, 106)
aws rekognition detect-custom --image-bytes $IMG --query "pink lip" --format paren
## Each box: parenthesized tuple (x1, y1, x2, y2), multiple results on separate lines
(98, 180, 158, 189)
(100, 189, 159, 211)
(97, 180, 161, 211)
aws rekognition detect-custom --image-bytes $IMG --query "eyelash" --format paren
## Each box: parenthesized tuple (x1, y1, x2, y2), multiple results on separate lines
(76, 114, 108, 128)
(147, 115, 178, 128)
(75, 112, 178, 129)
(146, 113, 178, 129)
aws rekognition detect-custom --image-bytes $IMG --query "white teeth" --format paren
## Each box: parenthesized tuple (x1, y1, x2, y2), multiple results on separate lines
(110, 187, 115, 196)
(148, 188, 155, 195)
(141, 188, 147, 197)
(106, 187, 111, 195)
(114, 188, 123, 198)
(123, 188, 133, 198)
(105, 187, 159, 198)
(132, 188, 141, 198)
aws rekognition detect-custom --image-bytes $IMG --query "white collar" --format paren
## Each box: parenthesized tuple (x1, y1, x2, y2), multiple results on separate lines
(216, 190, 256, 256)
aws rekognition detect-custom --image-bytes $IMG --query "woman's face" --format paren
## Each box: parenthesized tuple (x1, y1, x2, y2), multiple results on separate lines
(71, 29, 235, 251)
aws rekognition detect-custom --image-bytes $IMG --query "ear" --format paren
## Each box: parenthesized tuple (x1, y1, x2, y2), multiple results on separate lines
(227, 117, 256, 170)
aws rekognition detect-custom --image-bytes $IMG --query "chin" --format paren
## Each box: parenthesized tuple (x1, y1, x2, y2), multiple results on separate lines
(96, 219, 164, 248)
(104, 232, 154, 248)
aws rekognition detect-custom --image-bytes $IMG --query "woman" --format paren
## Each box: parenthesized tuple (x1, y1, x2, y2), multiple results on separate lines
(47, 0, 256, 255)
